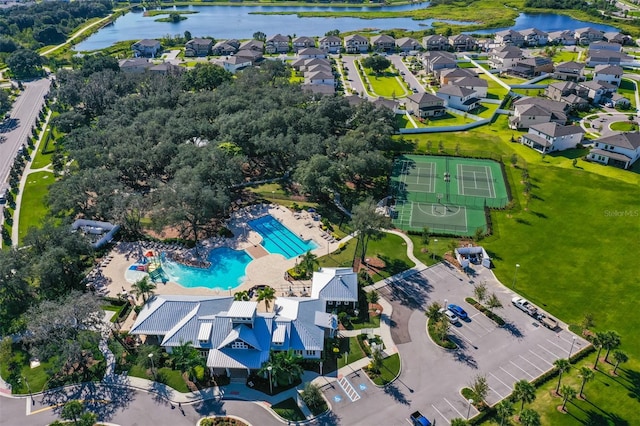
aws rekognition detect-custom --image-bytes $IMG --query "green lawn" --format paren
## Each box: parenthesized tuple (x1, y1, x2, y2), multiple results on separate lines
(474, 103, 499, 119)
(289, 69, 304, 84)
(30, 128, 54, 170)
(0, 346, 55, 394)
(395, 113, 414, 129)
(371, 353, 400, 386)
(128, 365, 189, 393)
(362, 67, 408, 98)
(18, 171, 55, 244)
(350, 314, 381, 330)
(617, 79, 637, 110)
(425, 111, 476, 126)
(478, 74, 509, 97)
(553, 50, 580, 63)
(272, 397, 306, 421)
(338, 336, 367, 368)
(609, 121, 637, 132)
(457, 62, 477, 69)
(407, 235, 459, 266)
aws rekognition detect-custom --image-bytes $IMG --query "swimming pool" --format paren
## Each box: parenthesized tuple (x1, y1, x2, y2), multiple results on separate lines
(249, 215, 318, 259)
(160, 247, 252, 290)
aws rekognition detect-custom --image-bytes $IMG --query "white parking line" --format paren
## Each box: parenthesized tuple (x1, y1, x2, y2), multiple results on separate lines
(537, 343, 562, 358)
(449, 327, 475, 346)
(489, 372, 512, 391)
(443, 397, 466, 419)
(556, 334, 576, 345)
(529, 349, 554, 366)
(431, 405, 450, 425)
(546, 338, 571, 354)
(468, 314, 495, 333)
(510, 361, 535, 379)
(500, 366, 520, 381)
(488, 385, 506, 399)
(519, 355, 544, 372)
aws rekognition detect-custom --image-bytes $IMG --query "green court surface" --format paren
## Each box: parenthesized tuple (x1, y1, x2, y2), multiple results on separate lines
(389, 155, 510, 236)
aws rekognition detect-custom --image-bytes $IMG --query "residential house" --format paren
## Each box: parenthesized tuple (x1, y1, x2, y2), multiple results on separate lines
(235, 49, 263, 65)
(221, 56, 252, 73)
(265, 34, 290, 54)
(344, 34, 369, 53)
(306, 63, 332, 74)
(301, 84, 335, 96)
(508, 56, 553, 78)
(579, 80, 617, 104)
(545, 81, 589, 110)
(422, 51, 457, 75)
(593, 64, 623, 86)
(132, 39, 161, 58)
(297, 47, 327, 59)
(449, 34, 477, 51)
(292, 36, 315, 52)
(373, 97, 401, 113)
(494, 29, 525, 47)
(547, 30, 577, 46)
(553, 61, 585, 81)
(608, 93, 631, 109)
(603, 31, 632, 45)
(489, 45, 523, 70)
(586, 49, 632, 67)
(212, 40, 239, 56)
(405, 92, 446, 118)
(239, 39, 264, 52)
(306, 70, 335, 86)
(449, 76, 488, 98)
(509, 97, 568, 129)
(319, 35, 341, 53)
(439, 68, 477, 85)
(436, 85, 481, 112)
(574, 27, 604, 44)
(588, 133, 640, 169)
(148, 63, 182, 75)
(118, 58, 152, 73)
(520, 28, 548, 46)
(589, 41, 622, 52)
(371, 34, 395, 52)
(292, 57, 330, 72)
(310, 268, 358, 312)
(520, 122, 584, 153)
(185, 38, 213, 57)
(422, 35, 449, 51)
(396, 37, 421, 53)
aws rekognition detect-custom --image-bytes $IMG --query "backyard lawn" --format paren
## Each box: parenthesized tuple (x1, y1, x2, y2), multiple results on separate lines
(18, 171, 55, 244)
(478, 74, 509, 98)
(362, 66, 409, 98)
(617, 79, 637, 110)
(552, 49, 581, 63)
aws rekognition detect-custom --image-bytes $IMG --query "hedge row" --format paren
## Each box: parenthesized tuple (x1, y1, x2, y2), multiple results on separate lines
(465, 297, 505, 326)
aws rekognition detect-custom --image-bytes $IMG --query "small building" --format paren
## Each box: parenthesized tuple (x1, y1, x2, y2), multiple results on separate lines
(71, 219, 120, 248)
(371, 34, 395, 52)
(436, 85, 481, 112)
(449, 34, 476, 51)
(318, 35, 342, 53)
(310, 267, 358, 312)
(265, 34, 290, 54)
(588, 133, 640, 169)
(396, 37, 421, 53)
(520, 28, 548, 46)
(405, 92, 446, 118)
(344, 34, 369, 53)
(132, 39, 161, 58)
(494, 29, 525, 47)
(292, 36, 315, 52)
(520, 122, 584, 153)
(185, 38, 213, 57)
(422, 34, 449, 51)
(593, 64, 623, 86)
(553, 61, 585, 81)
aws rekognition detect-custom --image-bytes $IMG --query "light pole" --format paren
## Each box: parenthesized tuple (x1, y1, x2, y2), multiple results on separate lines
(568, 336, 577, 361)
(22, 376, 33, 405)
(512, 263, 520, 287)
(319, 361, 323, 377)
(267, 365, 273, 395)
(148, 353, 156, 380)
(444, 298, 448, 310)
(433, 239, 438, 261)
(467, 398, 474, 420)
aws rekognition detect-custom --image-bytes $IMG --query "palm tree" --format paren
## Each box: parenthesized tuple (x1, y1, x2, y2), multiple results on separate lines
(473, 282, 487, 303)
(612, 350, 628, 375)
(469, 374, 489, 406)
(131, 276, 157, 303)
(519, 408, 540, 426)
(260, 350, 304, 389)
(578, 366, 594, 398)
(299, 250, 319, 278)
(366, 290, 379, 305)
(554, 358, 571, 394)
(170, 340, 204, 376)
(425, 302, 443, 323)
(513, 379, 536, 415)
(486, 293, 503, 312)
(560, 385, 576, 412)
(233, 290, 250, 301)
(603, 330, 621, 363)
(495, 400, 514, 426)
(257, 286, 276, 312)
(434, 319, 450, 343)
(592, 331, 606, 370)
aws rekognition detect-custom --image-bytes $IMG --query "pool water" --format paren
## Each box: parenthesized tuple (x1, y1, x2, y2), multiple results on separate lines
(161, 247, 251, 290)
(249, 215, 318, 259)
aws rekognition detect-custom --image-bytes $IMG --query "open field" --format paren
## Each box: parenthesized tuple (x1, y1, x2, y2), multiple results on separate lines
(363, 67, 408, 98)
(18, 171, 55, 244)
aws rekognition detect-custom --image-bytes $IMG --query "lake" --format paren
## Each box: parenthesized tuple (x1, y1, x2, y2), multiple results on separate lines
(74, 5, 621, 52)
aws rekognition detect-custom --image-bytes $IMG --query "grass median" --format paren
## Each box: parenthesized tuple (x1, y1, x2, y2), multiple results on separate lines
(18, 171, 55, 244)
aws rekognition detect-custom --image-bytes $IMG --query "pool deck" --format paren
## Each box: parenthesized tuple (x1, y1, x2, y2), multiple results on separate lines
(98, 204, 347, 307)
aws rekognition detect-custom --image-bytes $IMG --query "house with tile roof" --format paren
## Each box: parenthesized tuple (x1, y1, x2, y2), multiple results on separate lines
(297, 47, 327, 59)
(422, 35, 449, 51)
(439, 68, 476, 85)
(553, 61, 585, 81)
(520, 122, 584, 153)
(185, 38, 213, 57)
(130, 267, 356, 377)
(495, 29, 525, 47)
(574, 27, 604, 44)
(212, 40, 239, 56)
(449, 76, 488, 98)
(548, 30, 576, 46)
(265, 34, 290, 54)
(422, 51, 457, 75)
(132, 39, 161, 58)
(579, 80, 617, 104)
(588, 133, 640, 169)
(489, 45, 522, 70)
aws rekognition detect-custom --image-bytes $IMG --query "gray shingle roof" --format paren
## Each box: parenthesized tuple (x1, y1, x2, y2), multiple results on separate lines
(530, 122, 584, 137)
(596, 133, 640, 150)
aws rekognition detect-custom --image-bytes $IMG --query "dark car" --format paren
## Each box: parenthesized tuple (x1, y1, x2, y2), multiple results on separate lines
(447, 304, 468, 320)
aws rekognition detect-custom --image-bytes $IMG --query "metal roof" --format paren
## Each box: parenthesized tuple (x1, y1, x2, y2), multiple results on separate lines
(226, 301, 257, 319)
(311, 268, 358, 302)
(198, 322, 213, 341)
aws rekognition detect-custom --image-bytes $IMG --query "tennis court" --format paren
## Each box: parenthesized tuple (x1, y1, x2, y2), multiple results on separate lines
(389, 155, 510, 236)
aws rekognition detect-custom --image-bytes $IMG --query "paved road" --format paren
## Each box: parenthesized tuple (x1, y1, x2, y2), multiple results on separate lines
(388, 55, 424, 94)
(0, 384, 283, 426)
(340, 55, 368, 98)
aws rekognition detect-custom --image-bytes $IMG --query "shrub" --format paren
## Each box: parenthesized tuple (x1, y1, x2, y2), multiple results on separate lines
(465, 297, 505, 326)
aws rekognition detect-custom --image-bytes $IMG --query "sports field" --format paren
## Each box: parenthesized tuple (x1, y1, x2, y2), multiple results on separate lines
(389, 155, 509, 235)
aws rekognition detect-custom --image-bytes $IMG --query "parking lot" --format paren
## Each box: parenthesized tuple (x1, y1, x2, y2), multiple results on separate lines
(326, 263, 589, 425)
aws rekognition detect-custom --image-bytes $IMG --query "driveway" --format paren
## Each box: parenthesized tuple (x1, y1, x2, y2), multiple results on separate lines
(388, 54, 424, 94)
(326, 263, 588, 425)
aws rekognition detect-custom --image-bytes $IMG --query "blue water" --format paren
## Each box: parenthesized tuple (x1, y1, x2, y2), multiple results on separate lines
(469, 13, 620, 35)
(249, 215, 317, 259)
(161, 247, 251, 290)
(74, 4, 469, 51)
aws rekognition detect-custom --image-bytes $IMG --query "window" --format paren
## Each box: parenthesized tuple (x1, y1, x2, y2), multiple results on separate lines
(231, 341, 248, 349)
(306, 350, 315, 356)
(294, 350, 303, 356)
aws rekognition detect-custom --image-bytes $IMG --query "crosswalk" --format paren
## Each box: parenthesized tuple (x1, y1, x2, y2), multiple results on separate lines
(337, 376, 360, 402)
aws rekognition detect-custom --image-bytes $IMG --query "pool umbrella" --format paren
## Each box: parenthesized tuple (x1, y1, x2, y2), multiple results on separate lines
(145, 251, 154, 257)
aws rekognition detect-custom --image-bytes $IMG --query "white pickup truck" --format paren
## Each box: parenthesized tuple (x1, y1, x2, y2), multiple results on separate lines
(512, 296, 539, 318)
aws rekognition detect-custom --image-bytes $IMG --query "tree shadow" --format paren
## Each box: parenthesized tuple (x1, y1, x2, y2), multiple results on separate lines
(448, 337, 478, 369)
(191, 397, 226, 417)
(150, 379, 176, 407)
(316, 409, 341, 426)
(620, 367, 640, 402)
(500, 321, 524, 339)
(529, 211, 547, 219)
(514, 218, 531, 225)
(383, 382, 411, 405)
(0, 117, 19, 133)
(386, 272, 432, 311)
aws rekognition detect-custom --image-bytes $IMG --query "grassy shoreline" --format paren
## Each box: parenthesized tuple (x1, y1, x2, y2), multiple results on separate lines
(159, 0, 424, 7)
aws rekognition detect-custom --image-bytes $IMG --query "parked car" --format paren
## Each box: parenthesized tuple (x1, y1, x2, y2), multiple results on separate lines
(410, 411, 432, 426)
(512, 296, 538, 318)
(447, 304, 468, 320)
(539, 314, 558, 330)
(440, 308, 459, 324)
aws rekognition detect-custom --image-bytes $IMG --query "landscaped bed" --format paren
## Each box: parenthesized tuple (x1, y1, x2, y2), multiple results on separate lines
(272, 397, 306, 422)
